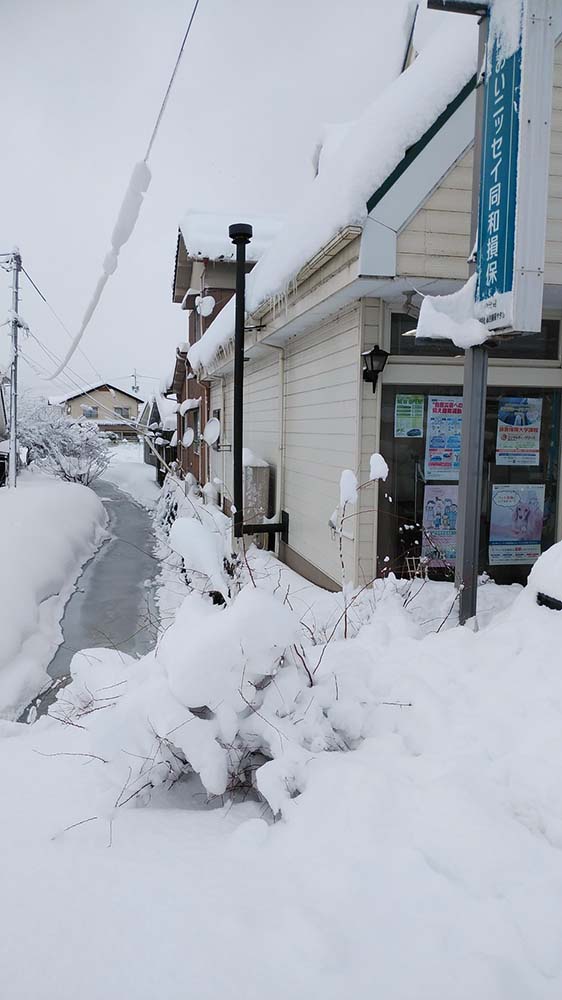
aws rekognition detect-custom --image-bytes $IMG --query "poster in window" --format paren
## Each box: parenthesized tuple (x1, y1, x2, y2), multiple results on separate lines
(424, 396, 463, 481)
(495, 397, 542, 466)
(489, 484, 545, 565)
(421, 485, 458, 566)
(394, 394, 425, 438)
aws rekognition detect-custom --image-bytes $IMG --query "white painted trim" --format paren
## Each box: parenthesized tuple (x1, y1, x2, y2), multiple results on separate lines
(358, 89, 476, 279)
(357, 218, 396, 278)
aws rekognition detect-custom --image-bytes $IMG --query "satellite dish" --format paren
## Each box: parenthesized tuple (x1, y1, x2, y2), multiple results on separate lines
(182, 428, 194, 448)
(202, 417, 220, 446)
(195, 295, 216, 318)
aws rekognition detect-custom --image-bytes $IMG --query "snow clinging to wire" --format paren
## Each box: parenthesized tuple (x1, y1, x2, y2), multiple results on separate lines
(48, 162, 152, 379)
(45, 0, 202, 381)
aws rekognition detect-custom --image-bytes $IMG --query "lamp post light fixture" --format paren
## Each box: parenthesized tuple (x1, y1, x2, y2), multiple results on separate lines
(362, 345, 389, 393)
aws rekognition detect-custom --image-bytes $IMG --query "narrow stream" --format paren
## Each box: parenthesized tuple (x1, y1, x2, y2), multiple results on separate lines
(25, 479, 161, 719)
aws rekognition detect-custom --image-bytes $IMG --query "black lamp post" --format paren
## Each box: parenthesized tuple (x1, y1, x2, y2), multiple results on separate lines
(362, 346, 389, 392)
(229, 222, 253, 539)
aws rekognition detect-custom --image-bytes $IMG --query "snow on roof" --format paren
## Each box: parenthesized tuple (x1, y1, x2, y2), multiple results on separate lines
(48, 382, 144, 404)
(155, 394, 178, 419)
(179, 211, 283, 264)
(189, 19, 477, 371)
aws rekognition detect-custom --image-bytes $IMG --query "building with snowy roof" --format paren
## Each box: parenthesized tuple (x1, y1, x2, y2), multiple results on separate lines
(50, 383, 143, 439)
(137, 393, 178, 482)
(173, 11, 562, 592)
(170, 212, 281, 484)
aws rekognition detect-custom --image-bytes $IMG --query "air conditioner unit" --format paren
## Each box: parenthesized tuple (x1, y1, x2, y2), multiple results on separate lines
(244, 463, 271, 522)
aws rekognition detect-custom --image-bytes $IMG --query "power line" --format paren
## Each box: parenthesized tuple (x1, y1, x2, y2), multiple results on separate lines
(47, 0, 203, 381)
(144, 0, 201, 160)
(20, 342, 184, 487)
(21, 266, 104, 383)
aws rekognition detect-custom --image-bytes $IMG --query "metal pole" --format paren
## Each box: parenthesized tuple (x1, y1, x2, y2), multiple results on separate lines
(8, 250, 21, 489)
(228, 222, 252, 538)
(456, 13, 488, 623)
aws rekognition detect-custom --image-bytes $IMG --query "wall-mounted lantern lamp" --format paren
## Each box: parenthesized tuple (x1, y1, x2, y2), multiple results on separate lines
(362, 345, 389, 393)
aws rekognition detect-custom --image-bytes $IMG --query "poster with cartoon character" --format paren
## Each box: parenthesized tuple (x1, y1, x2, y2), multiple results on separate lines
(489, 484, 545, 564)
(424, 396, 463, 481)
(421, 485, 458, 566)
(496, 397, 543, 466)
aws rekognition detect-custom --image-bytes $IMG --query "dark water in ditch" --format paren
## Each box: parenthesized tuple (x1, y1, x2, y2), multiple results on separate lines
(23, 478, 161, 720)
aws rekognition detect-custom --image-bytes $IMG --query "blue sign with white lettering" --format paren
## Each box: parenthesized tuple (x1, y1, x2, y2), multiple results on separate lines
(475, 32, 522, 329)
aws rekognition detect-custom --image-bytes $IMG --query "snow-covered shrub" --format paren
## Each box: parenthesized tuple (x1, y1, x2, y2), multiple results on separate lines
(19, 399, 110, 485)
(154, 474, 235, 599)
(52, 500, 423, 818)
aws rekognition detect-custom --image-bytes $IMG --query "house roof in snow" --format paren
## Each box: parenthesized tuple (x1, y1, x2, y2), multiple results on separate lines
(48, 382, 144, 405)
(179, 212, 283, 264)
(138, 393, 177, 429)
(188, 19, 478, 371)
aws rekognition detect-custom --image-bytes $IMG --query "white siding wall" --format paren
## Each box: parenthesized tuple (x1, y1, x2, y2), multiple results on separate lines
(208, 354, 280, 512)
(243, 352, 281, 482)
(283, 305, 361, 585)
(356, 299, 383, 585)
(396, 149, 472, 280)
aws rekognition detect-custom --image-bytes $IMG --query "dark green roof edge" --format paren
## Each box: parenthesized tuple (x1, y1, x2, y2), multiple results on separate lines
(365, 73, 477, 215)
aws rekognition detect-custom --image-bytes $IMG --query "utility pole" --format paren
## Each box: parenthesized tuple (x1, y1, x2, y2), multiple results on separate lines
(131, 369, 139, 394)
(428, 0, 489, 625)
(8, 250, 21, 489)
(455, 11, 489, 624)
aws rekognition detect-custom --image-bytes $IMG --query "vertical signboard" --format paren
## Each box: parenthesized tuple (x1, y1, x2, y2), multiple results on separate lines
(475, 0, 555, 333)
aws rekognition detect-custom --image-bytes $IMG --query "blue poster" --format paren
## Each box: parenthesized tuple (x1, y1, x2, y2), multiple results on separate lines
(496, 396, 542, 466)
(424, 396, 463, 482)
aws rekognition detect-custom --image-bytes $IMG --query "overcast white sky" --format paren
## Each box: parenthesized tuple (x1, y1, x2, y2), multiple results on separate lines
(0, 0, 458, 403)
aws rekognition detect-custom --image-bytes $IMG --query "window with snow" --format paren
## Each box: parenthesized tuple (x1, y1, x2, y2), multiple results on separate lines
(391, 313, 560, 361)
(81, 405, 98, 419)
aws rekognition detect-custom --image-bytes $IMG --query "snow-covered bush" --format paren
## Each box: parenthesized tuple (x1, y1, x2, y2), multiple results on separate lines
(51, 480, 414, 817)
(19, 399, 110, 485)
(53, 576, 382, 817)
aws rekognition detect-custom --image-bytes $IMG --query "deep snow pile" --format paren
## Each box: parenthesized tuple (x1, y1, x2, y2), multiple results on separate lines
(0, 472, 107, 718)
(3, 541, 562, 997)
(48, 473, 524, 820)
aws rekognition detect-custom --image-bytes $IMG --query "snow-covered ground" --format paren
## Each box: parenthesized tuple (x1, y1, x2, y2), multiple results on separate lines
(101, 439, 162, 510)
(1, 542, 562, 998)
(3, 463, 562, 998)
(0, 472, 107, 719)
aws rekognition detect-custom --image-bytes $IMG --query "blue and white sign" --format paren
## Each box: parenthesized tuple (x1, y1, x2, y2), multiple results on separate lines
(475, 27, 521, 328)
(475, 0, 555, 333)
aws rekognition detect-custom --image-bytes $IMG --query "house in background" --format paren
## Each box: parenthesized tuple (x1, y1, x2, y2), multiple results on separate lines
(137, 393, 178, 484)
(49, 383, 143, 438)
(170, 212, 281, 485)
(180, 18, 562, 592)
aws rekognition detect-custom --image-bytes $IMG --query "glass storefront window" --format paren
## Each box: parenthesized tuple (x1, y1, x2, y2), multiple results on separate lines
(377, 384, 560, 586)
(390, 313, 560, 362)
